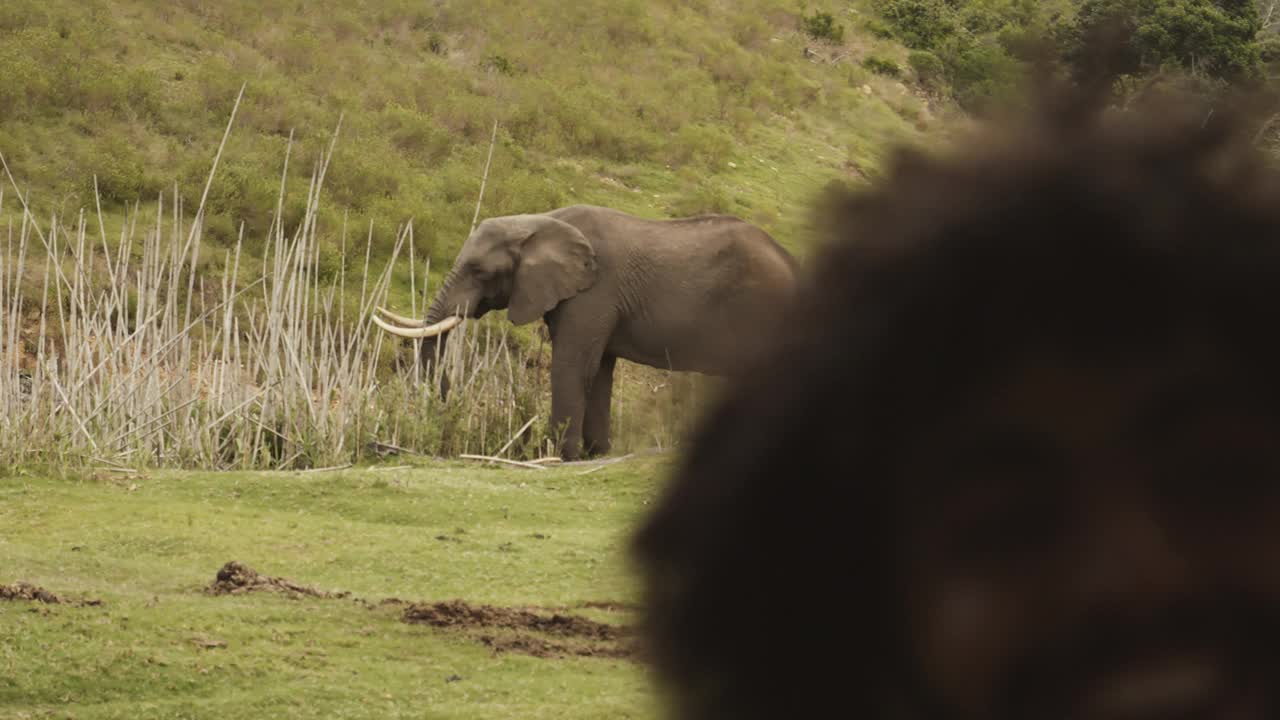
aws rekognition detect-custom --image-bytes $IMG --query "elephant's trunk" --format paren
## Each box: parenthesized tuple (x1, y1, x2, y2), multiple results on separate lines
(419, 270, 462, 398)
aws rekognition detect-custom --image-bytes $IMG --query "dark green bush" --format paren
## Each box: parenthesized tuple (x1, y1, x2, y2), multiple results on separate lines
(482, 54, 515, 76)
(943, 40, 1025, 111)
(862, 55, 902, 77)
(84, 146, 160, 205)
(908, 49, 946, 88)
(1260, 32, 1280, 64)
(801, 10, 845, 42)
(1059, 0, 1263, 84)
(871, 0, 957, 49)
(871, 0, 1048, 111)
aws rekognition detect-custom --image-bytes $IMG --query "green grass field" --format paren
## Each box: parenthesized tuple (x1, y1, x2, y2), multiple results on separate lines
(0, 454, 672, 719)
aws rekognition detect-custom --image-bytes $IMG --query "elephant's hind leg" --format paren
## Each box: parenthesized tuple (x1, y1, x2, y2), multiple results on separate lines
(582, 354, 616, 457)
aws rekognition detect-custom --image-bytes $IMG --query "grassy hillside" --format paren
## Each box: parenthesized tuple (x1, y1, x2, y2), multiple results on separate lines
(0, 455, 669, 719)
(0, 0, 949, 283)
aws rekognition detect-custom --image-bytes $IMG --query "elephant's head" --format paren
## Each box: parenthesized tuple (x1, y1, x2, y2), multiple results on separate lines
(374, 213, 598, 397)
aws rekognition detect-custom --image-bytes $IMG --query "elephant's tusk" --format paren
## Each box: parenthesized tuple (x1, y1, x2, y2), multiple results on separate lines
(371, 314, 462, 338)
(375, 306, 427, 326)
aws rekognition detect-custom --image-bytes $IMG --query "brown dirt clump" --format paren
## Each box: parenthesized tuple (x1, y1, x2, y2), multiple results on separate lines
(206, 561, 351, 599)
(0, 582, 101, 606)
(403, 599, 639, 660)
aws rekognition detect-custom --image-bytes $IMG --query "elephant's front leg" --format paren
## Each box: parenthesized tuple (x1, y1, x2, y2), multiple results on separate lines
(582, 354, 616, 457)
(549, 348, 600, 462)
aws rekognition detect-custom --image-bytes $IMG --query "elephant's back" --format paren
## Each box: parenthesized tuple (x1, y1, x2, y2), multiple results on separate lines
(549, 203, 797, 303)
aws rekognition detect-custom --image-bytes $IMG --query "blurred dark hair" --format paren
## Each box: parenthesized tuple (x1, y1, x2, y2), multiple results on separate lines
(629, 72, 1280, 720)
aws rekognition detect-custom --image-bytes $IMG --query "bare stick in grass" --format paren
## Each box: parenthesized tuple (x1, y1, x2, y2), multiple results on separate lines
(297, 463, 353, 474)
(459, 453, 547, 470)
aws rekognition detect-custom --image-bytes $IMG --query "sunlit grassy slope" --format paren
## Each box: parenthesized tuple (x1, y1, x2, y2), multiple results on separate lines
(0, 0, 951, 288)
(0, 456, 670, 719)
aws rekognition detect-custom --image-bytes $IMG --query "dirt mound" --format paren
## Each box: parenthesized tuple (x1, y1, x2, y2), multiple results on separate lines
(403, 599, 638, 660)
(206, 561, 351, 599)
(1, 582, 101, 606)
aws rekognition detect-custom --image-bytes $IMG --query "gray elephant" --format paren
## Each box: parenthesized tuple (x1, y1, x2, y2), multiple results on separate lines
(373, 203, 799, 461)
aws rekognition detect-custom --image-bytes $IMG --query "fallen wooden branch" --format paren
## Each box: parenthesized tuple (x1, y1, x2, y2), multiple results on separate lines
(459, 454, 548, 470)
(367, 464, 414, 472)
(367, 440, 426, 457)
(93, 466, 142, 475)
(297, 463, 352, 474)
(575, 453, 636, 474)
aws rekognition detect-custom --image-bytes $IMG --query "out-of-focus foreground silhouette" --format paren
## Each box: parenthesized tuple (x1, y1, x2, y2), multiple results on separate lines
(631, 66, 1280, 720)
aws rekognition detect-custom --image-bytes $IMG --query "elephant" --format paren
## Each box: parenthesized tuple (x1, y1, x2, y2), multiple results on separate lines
(372, 203, 799, 461)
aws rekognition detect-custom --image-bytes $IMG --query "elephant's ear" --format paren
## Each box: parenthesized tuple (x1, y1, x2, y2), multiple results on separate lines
(508, 217, 598, 325)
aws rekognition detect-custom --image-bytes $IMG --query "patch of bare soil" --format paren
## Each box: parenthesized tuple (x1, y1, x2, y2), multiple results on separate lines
(0, 582, 101, 606)
(478, 634, 634, 660)
(206, 561, 351, 599)
(203, 562, 641, 661)
(403, 599, 639, 660)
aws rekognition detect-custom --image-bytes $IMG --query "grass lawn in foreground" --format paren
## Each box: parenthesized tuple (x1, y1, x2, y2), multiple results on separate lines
(0, 455, 672, 719)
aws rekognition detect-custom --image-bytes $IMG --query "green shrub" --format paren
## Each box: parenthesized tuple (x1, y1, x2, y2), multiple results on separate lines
(871, 0, 957, 50)
(482, 54, 516, 76)
(665, 123, 734, 170)
(380, 104, 454, 165)
(85, 147, 147, 204)
(863, 17, 896, 40)
(959, 2, 1007, 34)
(201, 213, 239, 247)
(908, 49, 946, 88)
(801, 10, 845, 42)
(944, 40, 1025, 112)
(862, 55, 902, 77)
(484, 168, 566, 216)
(1261, 32, 1280, 64)
(871, 0, 1051, 110)
(670, 182, 732, 216)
